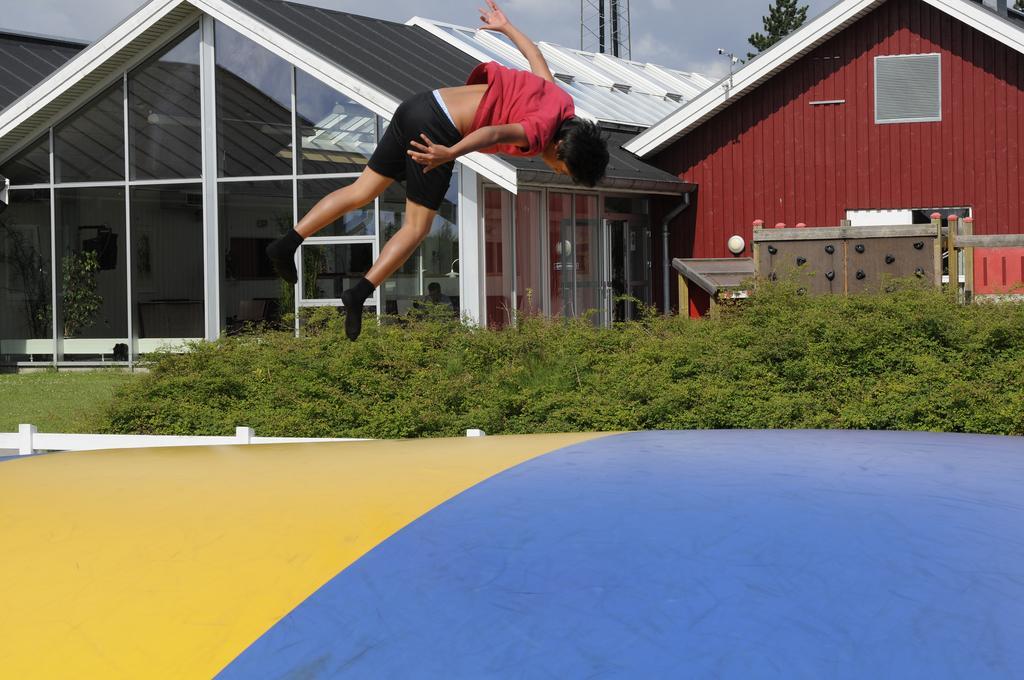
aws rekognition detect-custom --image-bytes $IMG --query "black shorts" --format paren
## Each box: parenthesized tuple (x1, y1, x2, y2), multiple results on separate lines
(368, 91, 463, 211)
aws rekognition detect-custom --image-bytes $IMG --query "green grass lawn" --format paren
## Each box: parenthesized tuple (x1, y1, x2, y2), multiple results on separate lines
(0, 371, 136, 433)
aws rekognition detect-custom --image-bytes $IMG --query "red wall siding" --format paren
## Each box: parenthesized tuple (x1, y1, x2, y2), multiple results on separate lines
(652, 0, 1024, 312)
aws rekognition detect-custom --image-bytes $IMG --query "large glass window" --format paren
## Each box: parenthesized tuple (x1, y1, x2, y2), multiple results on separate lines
(54, 83, 125, 183)
(215, 23, 293, 177)
(55, 187, 128, 361)
(376, 178, 459, 318)
(548, 192, 572, 318)
(515, 190, 543, 316)
(301, 243, 374, 301)
(0, 190, 52, 363)
(574, 194, 602, 324)
(484, 187, 513, 329)
(130, 185, 204, 342)
(419, 175, 460, 317)
(378, 184, 412, 315)
(298, 178, 374, 237)
(0, 135, 49, 186)
(296, 70, 374, 175)
(129, 26, 202, 180)
(219, 181, 292, 331)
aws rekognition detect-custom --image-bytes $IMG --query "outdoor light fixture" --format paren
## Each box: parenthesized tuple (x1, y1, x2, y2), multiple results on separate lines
(727, 234, 745, 255)
(0, 175, 8, 216)
(446, 258, 460, 278)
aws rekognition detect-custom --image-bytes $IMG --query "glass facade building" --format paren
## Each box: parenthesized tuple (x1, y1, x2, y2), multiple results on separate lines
(0, 12, 662, 367)
(0, 20, 460, 366)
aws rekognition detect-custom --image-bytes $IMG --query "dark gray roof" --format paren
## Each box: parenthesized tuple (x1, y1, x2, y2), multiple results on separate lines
(224, 0, 481, 100)
(227, 0, 683, 191)
(0, 31, 85, 110)
(507, 130, 690, 193)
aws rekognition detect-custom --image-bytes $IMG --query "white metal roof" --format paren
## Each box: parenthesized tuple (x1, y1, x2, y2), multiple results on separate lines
(625, 0, 1024, 157)
(407, 17, 715, 128)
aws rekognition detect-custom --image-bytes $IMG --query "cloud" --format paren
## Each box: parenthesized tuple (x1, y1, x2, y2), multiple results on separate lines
(686, 57, 731, 80)
(651, 0, 674, 10)
(633, 33, 677, 64)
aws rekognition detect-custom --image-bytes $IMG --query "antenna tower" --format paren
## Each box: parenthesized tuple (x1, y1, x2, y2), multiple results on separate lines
(580, 0, 631, 59)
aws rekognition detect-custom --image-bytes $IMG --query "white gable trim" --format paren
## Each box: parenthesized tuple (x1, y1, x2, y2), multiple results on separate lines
(0, 0, 185, 138)
(171, 1, 519, 192)
(625, 0, 1024, 158)
(0, 0, 518, 193)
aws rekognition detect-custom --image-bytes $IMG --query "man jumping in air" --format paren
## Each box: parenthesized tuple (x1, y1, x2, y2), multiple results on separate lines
(265, 0, 609, 340)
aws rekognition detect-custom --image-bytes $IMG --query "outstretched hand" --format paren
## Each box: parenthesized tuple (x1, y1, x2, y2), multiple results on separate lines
(478, 0, 509, 32)
(408, 134, 455, 173)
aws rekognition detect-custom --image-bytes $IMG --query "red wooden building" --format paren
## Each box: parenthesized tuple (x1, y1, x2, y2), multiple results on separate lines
(625, 0, 1024, 315)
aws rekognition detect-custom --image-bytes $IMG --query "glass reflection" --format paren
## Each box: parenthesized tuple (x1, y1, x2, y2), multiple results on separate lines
(298, 178, 374, 237)
(378, 177, 459, 318)
(515, 190, 543, 316)
(218, 181, 292, 331)
(484, 187, 512, 328)
(548, 192, 572, 318)
(129, 25, 202, 180)
(0, 135, 49, 186)
(301, 243, 374, 300)
(574, 194, 602, 324)
(130, 185, 204, 341)
(55, 187, 128, 361)
(54, 83, 125, 183)
(0, 190, 52, 363)
(215, 22, 293, 177)
(296, 70, 375, 174)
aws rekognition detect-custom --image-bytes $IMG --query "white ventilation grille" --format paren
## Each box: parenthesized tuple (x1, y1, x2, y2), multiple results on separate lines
(875, 54, 942, 124)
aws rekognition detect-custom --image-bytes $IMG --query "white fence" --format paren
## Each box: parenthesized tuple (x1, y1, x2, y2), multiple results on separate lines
(0, 425, 488, 457)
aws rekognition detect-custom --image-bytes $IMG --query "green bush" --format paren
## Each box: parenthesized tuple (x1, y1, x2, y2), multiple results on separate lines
(101, 282, 1024, 437)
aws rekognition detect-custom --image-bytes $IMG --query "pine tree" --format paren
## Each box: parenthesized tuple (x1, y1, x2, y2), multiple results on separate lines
(748, 0, 810, 59)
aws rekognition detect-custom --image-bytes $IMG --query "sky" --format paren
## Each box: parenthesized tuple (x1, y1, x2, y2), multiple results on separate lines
(0, 0, 836, 79)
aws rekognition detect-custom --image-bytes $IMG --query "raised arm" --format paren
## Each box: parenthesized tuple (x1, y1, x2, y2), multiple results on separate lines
(479, 0, 554, 83)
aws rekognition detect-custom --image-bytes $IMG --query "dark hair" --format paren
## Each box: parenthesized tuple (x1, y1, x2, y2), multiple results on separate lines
(556, 117, 609, 188)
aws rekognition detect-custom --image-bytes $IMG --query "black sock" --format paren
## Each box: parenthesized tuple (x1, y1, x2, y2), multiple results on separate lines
(340, 277, 376, 341)
(265, 229, 304, 284)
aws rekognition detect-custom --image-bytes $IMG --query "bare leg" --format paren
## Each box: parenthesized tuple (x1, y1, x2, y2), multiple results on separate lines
(266, 168, 394, 284)
(364, 200, 437, 285)
(295, 168, 394, 238)
(342, 199, 436, 341)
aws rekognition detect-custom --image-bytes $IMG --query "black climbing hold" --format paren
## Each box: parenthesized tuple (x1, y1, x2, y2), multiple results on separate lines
(768, 246, 778, 255)
(885, 255, 895, 264)
(796, 256, 807, 266)
(855, 244, 865, 253)
(824, 244, 835, 254)
(915, 267, 925, 277)
(856, 270, 866, 280)
(825, 271, 835, 281)
(913, 241, 924, 250)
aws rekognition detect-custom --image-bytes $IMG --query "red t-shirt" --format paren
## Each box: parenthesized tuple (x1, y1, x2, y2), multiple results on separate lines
(465, 62, 576, 156)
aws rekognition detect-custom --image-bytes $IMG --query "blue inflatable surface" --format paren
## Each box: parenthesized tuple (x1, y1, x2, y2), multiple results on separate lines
(221, 430, 1024, 678)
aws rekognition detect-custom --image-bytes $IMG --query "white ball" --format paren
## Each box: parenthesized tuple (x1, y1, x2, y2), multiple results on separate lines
(727, 235, 746, 255)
